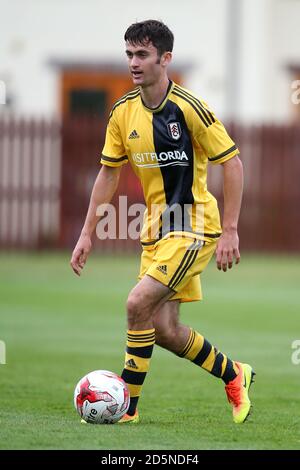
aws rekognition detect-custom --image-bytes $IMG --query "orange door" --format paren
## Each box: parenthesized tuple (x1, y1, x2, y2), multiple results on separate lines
(60, 68, 182, 118)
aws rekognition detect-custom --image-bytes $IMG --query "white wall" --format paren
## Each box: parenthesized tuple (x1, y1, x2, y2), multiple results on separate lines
(237, 0, 300, 122)
(0, 0, 299, 122)
(271, 0, 300, 121)
(0, 0, 230, 118)
(237, 0, 274, 121)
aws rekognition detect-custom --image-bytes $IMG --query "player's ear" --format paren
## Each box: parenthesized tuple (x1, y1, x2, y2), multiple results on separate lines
(160, 51, 172, 67)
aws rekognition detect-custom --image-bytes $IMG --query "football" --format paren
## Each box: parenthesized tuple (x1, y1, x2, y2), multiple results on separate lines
(74, 370, 130, 424)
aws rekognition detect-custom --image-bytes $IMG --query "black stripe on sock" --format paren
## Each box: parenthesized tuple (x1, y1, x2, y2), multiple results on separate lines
(210, 352, 224, 378)
(127, 333, 155, 340)
(127, 331, 155, 337)
(121, 369, 147, 385)
(192, 339, 212, 366)
(126, 345, 154, 358)
(127, 396, 139, 415)
(127, 333, 155, 338)
(222, 359, 238, 384)
(127, 337, 155, 344)
(178, 330, 195, 358)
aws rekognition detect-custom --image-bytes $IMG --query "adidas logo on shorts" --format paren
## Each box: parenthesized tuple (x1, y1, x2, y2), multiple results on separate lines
(156, 265, 168, 275)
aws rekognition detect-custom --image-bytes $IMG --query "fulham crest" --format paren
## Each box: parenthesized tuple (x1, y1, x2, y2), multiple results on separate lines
(168, 122, 181, 140)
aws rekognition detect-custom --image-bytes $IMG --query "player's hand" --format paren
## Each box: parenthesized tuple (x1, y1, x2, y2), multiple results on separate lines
(70, 234, 92, 276)
(216, 229, 240, 272)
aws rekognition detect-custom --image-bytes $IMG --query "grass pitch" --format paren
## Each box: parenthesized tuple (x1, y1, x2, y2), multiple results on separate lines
(0, 252, 299, 450)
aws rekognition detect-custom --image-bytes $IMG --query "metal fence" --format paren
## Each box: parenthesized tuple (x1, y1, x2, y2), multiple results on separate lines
(0, 118, 61, 249)
(228, 123, 300, 251)
(0, 116, 299, 252)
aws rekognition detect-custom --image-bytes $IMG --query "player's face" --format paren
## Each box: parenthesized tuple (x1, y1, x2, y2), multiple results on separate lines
(125, 41, 169, 87)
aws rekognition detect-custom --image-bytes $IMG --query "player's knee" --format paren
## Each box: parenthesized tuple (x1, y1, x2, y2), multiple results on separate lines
(126, 291, 148, 324)
(126, 293, 139, 319)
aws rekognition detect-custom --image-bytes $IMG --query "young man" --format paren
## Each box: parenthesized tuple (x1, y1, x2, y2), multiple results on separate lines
(71, 20, 255, 424)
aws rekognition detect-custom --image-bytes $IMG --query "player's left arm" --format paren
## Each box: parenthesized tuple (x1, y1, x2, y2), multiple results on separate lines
(190, 96, 243, 271)
(216, 155, 244, 271)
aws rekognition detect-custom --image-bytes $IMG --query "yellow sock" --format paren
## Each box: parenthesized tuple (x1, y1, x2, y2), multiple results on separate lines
(121, 328, 155, 415)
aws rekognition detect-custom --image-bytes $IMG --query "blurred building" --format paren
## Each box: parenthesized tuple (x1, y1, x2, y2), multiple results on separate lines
(0, 0, 300, 122)
(0, 0, 300, 252)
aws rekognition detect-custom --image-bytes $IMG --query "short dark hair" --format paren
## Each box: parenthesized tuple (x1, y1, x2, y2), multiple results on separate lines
(124, 20, 174, 57)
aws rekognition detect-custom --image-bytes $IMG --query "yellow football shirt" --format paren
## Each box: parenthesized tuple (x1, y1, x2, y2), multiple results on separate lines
(101, 81, 239, 245)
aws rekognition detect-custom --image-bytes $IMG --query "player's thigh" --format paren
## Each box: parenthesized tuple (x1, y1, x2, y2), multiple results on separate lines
(145, 236, 216, 294)
(127, 274, 174, 314)
(135, 245, 174, 311)
(136, 237, 216, 307)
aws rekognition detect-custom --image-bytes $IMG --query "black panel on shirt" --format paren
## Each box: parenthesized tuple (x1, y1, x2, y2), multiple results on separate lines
(152, 100, 194, 236)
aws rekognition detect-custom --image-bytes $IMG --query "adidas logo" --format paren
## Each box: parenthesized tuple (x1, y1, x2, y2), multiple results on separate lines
(126, 358, 138, 370)
(156, 265, 167, 275)
(129, 129, 140, 139)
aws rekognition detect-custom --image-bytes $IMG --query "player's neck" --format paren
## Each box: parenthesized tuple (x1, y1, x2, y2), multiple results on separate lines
(140, 76, 170, 109)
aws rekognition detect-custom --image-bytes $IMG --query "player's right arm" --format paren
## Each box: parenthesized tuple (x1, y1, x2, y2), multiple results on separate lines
(70, 165, 122, 276)
(71, 107, 127, 276)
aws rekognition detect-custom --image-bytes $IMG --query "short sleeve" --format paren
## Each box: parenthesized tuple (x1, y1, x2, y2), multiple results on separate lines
(101, 113, 128, 167)
(194, 102, 239, 165)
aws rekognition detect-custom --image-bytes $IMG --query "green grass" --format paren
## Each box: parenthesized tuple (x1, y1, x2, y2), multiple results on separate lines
(0, 252, 300, 450)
